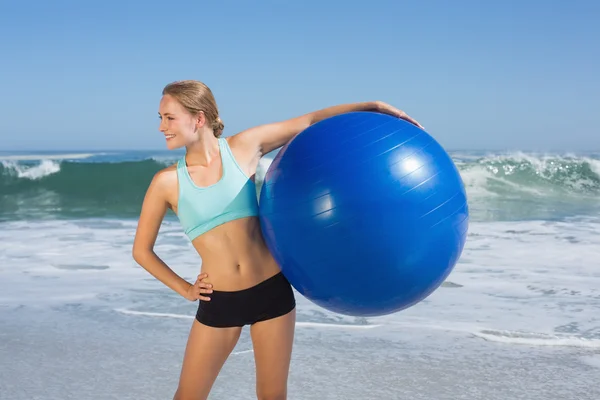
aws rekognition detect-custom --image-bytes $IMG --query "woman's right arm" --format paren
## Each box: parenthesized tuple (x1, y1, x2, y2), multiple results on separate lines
(132, 170, 211, 301)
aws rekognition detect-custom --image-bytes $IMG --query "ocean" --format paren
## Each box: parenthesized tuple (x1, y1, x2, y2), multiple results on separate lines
(1, 148, 600, 399)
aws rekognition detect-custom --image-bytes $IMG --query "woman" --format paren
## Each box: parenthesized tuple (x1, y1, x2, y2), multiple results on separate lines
(132, 80, 422, 400)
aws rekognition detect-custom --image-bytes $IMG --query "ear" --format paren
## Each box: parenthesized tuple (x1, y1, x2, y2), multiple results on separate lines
(195, 111, 206, 129)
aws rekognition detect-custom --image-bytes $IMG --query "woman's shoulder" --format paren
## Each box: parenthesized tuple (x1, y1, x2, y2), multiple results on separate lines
(147, 163, 179, 196)
(225, 132, 260, 159)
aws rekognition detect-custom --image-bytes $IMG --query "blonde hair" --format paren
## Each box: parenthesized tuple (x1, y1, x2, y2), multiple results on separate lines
(162, 80, 224, 137)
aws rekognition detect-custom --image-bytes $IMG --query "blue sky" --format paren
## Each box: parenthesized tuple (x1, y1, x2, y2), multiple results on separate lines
(0, 0, 598, 152)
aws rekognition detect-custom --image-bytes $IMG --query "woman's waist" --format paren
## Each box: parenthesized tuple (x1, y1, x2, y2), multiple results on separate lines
(199, 249, 281, 291)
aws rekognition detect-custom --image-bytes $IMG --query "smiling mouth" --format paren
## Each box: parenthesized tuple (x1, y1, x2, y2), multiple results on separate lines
(165, 134, 175, 140)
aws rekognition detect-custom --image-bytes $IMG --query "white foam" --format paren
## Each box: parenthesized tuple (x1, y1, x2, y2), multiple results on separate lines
(1, 217, 599, 345)
(580, 355, 600, 368)
(150, 156, 179, 166)
(0, 292, 99, 304)
(448, 152, 485, 161)
(0, 153, 96, 161)
(455, 152, 600, 206)
(255, 153, 276, 194)
(296, 322, 381, 329)
(458, 165, 498, 198)
(473, 329, 600, 348)
(114, 308, 382, 329)
(368, 217, 600, 342)
(115, 308, 193, 320)
(231, 349, 254, 355)
(1, 160, 61, 179)
(588, 158, 600, 177)
(460, 163, 544, 197)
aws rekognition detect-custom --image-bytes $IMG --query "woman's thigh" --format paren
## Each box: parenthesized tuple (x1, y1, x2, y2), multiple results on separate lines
(250, 308, 296, 399)
(174, 320, 242, 400)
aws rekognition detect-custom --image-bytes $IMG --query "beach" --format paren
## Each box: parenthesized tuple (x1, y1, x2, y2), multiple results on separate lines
(1, 150, 600, 399)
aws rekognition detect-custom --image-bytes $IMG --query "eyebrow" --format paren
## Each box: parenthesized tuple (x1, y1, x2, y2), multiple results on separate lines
(158, 112, 174, 116)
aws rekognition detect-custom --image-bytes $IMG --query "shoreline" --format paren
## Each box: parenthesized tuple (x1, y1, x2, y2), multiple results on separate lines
(1, 304, 598, 400)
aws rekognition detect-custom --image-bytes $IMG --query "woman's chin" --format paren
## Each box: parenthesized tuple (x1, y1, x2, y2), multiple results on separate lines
(165, 138, 183, 150)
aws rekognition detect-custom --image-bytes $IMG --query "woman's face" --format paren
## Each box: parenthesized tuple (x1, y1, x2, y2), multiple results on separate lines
(158, 94, 204, 150)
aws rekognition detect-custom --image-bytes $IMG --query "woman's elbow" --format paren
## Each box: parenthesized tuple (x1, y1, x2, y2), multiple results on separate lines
(132, 245, 152, 264)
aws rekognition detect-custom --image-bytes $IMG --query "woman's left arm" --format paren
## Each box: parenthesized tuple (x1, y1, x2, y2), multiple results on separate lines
(233, 101, 423, 157)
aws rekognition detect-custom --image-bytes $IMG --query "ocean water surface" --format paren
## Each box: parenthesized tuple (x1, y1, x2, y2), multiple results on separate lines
(1, 148, 599, 399)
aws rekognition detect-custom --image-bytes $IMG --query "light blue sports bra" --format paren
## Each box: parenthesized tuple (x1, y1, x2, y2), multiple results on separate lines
(176, 138, 259, 241)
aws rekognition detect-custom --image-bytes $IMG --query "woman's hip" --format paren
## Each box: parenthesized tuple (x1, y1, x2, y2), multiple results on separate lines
(195, 272, 296, 328)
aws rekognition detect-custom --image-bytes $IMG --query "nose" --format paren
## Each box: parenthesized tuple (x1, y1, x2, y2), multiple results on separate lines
(159, 118, 167, 132)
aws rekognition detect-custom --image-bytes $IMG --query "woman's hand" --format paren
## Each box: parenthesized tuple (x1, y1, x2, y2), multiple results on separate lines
(183, 272, 213, 301)
(374, 101, 424, 129)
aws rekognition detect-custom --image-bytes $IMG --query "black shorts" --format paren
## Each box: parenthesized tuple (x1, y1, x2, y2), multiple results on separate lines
(195, 272, 296, 328)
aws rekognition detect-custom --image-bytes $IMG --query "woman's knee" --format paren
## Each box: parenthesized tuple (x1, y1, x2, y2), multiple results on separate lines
(173, 388, 201, 400)
(256, 385, 287, 400)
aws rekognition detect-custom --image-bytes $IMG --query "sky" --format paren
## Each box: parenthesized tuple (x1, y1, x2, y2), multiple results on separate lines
(0, 0, 598, 152)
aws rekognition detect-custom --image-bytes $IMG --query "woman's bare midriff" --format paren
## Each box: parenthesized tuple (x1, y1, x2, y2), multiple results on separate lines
(190, 216, 282, 291)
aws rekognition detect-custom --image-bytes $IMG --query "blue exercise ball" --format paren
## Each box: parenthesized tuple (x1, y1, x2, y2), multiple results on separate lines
(259, 111, 469, 317)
